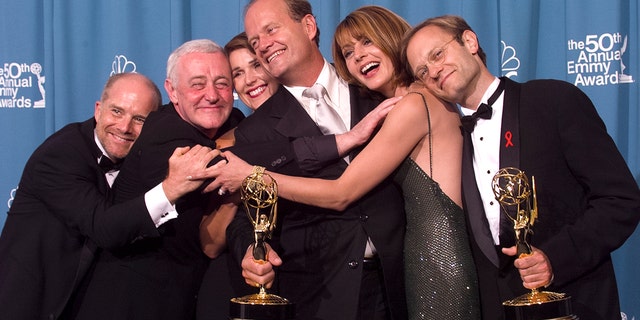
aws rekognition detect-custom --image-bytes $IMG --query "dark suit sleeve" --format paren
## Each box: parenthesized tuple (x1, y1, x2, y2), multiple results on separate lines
(226, 206, 255, 264)
(232, 121, 341, 176)
(290, 135, 341, 172)
(90, 199, 159, 249)
(16, 126, 158, 251)
(525, 81, 640, 286)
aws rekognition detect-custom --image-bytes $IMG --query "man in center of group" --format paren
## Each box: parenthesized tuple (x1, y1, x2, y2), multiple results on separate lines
(226, 0, 407, 319)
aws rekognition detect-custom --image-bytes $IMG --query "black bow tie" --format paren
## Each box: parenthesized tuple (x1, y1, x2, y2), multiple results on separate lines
(460, 78, 505, 133)
(99, 155, 121, 172)
(461, 103, 493, 133)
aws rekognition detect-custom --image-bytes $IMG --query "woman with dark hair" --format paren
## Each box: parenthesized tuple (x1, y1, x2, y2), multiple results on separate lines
(225, 32, 279, 111)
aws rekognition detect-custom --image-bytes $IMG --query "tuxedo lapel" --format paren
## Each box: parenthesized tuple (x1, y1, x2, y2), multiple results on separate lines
(348, 85, 376, 126)
(462, 131, 500, 267)
(269, 86, 325, 138)
(499, 78, 521, 170)
(80, 118, 110, 193)
(71, 119, 106, 304)
(347, 85, 378, 160)
(497, 78, 522, 252)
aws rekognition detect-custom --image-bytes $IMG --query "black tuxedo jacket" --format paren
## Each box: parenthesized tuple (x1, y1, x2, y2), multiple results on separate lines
(463, 78, 640, 320)
(0, 118, 158, 319)
(227, 85, 407, 320)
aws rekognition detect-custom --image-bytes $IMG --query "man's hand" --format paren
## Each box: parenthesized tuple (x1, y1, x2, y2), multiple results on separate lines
(336, 96, 402, 156)
(502, 245, 554, 289)
(196, 151, 254, 194)
(162, 145, 221, 203)
(241, 243, 282, 289)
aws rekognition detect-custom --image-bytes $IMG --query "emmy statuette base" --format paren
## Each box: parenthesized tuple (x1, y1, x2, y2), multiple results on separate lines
(503, 291, 578, 320)
(229, 292, 295, 320)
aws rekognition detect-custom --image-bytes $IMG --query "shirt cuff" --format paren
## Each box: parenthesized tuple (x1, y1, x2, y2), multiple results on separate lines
(145, 183, 178, 227)
(544, 274, 555, 288)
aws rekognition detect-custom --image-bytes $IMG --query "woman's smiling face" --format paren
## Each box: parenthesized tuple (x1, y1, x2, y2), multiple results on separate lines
(229, 47, 278, 110)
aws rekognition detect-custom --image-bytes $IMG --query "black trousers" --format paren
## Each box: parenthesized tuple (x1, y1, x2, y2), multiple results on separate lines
(357, 257, 390, 320)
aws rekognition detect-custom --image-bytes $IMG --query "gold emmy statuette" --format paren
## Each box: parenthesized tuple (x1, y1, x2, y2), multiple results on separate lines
(229, 166, 295, 320)
(492, 167, 577, 320)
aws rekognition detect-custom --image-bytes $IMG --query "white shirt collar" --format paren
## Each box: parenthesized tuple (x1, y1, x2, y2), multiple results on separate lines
(284, 60, 346, 100)
(94, 130, 109, 162)
(459, 77, 501, 116)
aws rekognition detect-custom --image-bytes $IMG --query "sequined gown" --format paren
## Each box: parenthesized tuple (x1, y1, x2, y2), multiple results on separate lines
(394, 158, 481, 319)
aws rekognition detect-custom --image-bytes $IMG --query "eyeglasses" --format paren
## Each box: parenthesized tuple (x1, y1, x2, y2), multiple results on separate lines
(415, 37, 457, 82)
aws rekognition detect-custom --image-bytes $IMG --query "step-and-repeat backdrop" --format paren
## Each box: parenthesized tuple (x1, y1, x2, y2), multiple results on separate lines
(1, 0, 638, 317)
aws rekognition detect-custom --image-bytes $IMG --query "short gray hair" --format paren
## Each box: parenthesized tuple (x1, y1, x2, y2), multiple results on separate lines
(166, 39, 225, 83)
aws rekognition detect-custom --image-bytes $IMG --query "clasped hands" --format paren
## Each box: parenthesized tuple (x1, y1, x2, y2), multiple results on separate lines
(163, 145, 227, 203)
(170, 145, 254, 197)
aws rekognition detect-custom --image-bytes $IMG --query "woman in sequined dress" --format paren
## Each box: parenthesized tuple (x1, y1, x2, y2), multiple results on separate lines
(210, 6, 480, 319)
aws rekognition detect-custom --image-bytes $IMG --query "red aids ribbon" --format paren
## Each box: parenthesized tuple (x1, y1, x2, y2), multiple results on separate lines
(504, 131, 514, 148)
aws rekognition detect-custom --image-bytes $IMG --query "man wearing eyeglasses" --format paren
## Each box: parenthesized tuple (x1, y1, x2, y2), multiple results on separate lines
(403, 15, 640, 320)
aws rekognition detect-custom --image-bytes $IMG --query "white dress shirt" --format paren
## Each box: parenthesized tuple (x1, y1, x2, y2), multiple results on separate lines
(459, 77, 505, 245)
(284, 59, 351, 131)
(284, 60, 378, 257)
